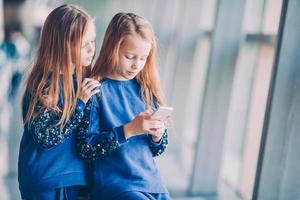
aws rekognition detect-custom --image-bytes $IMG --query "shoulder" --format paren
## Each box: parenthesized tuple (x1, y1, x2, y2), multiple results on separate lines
(99, 78, 109, 87)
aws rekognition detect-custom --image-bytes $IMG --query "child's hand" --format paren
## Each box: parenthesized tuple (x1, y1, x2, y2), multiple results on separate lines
(78, 78, 101, 103)
(148, 111, 168, 142)
(124, 110, 166, 140)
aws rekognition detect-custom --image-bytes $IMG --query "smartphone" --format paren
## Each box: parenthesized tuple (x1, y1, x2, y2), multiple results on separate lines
(151, 106, 173, 118)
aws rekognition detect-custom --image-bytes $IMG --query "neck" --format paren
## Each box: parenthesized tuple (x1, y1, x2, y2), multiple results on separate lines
(106, 73, 126, 81)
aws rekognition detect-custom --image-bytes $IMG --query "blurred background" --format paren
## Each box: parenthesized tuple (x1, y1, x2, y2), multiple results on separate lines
(0, 0, 299, 199)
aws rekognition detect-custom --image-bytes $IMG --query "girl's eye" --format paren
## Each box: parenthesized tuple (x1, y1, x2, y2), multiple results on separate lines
(81, 40, 95, 48)
(140, 57, 146, 61)
(82, 43, 89, 48)
(125, 55, 134, 59)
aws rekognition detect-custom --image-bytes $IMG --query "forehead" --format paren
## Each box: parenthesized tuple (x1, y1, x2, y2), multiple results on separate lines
(83, 21, 96, 41)
(120, 34, 151, 55)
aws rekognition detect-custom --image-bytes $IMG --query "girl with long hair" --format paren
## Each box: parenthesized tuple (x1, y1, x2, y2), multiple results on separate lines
(78, 12, 171, 199)
(18, 4, 100, 199)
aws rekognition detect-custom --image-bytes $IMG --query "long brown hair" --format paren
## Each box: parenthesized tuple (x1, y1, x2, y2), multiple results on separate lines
(92, 12, 166, 108)
(23, 4, 93, 126)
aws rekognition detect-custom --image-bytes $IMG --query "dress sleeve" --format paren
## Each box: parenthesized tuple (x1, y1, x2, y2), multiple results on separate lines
(77, 97, 127, 160)
(31, 99, 86, 149)
(147, 129, 168, 157)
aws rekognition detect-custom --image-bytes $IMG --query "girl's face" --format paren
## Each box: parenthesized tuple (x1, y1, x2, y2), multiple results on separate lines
(80, 21, 96, 67)
(113, 34, 151, 80)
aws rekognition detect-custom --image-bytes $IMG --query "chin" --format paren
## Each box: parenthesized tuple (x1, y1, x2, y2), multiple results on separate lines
(127, 74, 136, 79)
(82, 62, 91, 67)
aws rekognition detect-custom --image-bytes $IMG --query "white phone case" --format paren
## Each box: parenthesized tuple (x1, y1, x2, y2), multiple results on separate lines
(152, 106, 173, 118)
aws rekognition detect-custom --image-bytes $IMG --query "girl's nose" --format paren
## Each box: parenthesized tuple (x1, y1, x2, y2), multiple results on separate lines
(88, 45, 94, 53)
(86, 42, 95, 53)
(131, 61, 138, 69)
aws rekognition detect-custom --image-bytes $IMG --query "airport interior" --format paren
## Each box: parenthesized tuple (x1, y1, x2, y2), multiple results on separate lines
(0, 0, 299, 199)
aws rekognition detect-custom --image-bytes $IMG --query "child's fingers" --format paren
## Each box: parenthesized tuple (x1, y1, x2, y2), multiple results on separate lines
(92, 88, 101, 96)
(148, 120, 165, 128)
(86, 82, 101, 92)
(82, 78, 93, 86)
(149, 127, 165, 133)
(146, 108, 155, 114)
(82, 78, 98, 89)
(150, 115, 165, 121)
(138, 111, 152, 118)
(78, 80, 101, 102)
(82, 79, 99, 90)
(85, 84, 100, 98)
(148, 129, 163, 138)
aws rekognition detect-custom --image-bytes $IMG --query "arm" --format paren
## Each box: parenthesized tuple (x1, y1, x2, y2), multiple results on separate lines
(148, 129, 168, 157)
(77, 98, 169, 160)
(31, 99, 86, 149)
(77, 98, 127, 160)
(29, 78, 100, 149)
